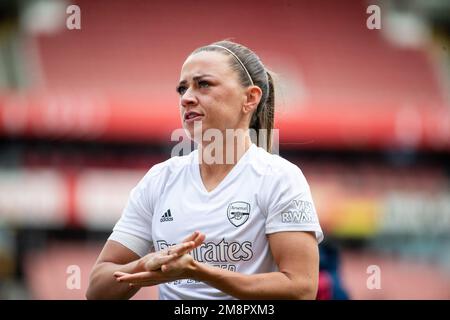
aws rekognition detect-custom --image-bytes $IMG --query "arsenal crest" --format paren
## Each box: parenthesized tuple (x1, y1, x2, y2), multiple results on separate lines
(227, 201, 250, 227)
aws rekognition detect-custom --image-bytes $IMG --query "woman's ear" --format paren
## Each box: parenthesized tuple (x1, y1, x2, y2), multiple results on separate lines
(242, 86, 262, 115)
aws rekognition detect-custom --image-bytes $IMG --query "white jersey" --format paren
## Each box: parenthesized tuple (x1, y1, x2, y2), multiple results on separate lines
(109, 143, 323, 300)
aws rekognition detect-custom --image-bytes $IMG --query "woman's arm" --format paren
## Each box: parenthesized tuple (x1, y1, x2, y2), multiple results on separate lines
(191, 231, 319, 299)
(86, 240, 145, 300)
(117, 231, 319, 299)
(86, 231, 205, 300)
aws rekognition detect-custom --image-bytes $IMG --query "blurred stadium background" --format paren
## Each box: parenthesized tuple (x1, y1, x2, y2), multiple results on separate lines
(0, 0, 449, 299)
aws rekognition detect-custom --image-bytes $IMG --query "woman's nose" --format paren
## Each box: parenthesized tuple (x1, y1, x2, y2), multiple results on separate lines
(180, 88, 198, 108)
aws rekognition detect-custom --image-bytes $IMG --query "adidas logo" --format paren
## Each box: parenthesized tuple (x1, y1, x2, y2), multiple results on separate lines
(160, 209, 173, 222)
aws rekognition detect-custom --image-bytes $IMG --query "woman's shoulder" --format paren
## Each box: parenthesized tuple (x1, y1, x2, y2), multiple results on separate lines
(251, 144, 303, 177)
(140, 151, 196, 183)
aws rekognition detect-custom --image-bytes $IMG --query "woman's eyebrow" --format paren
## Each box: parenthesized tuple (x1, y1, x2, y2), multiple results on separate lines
(178, 74, 214, 86)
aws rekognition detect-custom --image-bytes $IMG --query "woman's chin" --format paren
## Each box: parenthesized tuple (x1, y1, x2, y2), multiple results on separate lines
(183, 127, 201, 144)
(183, 123, 208, 140)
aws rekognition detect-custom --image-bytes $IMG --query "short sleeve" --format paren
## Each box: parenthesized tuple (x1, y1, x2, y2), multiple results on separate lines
(264, 163, 324, 243)
(108, 168, 157, 256)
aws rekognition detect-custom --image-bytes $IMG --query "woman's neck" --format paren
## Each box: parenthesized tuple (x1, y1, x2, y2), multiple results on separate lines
(198, 133, 252, 177)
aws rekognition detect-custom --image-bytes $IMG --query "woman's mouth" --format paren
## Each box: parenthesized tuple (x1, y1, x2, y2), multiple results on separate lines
(184, 111, 204, 123)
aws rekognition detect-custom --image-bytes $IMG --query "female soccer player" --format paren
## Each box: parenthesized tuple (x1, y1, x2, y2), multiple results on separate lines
(86, 40, 323, 300)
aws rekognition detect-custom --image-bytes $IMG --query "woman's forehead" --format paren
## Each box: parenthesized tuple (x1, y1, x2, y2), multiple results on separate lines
(180, 51, 233, 81)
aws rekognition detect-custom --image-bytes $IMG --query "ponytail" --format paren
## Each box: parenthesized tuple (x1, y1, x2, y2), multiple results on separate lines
(251, 71, 275, 152)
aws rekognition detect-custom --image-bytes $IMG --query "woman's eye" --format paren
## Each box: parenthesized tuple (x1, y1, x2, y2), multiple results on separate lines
(198, 81, 210, 88)
(176, 85, 187, 95)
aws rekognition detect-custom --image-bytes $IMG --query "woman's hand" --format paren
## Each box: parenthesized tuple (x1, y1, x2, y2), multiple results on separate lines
(113, 231, 205, 287)
(138, 242, 191, 272)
